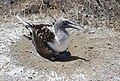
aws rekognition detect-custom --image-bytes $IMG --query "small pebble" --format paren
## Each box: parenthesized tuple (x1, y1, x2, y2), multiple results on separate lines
(88, 31, 96, 34)
(28, 77, 32, 79)
(88, 47, 93, 49)
(74, 46, 77, 47)
(107, 43, 111, 45)
(62, 65, 64, 67)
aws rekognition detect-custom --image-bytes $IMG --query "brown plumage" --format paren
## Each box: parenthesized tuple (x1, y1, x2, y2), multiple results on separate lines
(31, 24, 55, 58)
(16, 16, 58, 60)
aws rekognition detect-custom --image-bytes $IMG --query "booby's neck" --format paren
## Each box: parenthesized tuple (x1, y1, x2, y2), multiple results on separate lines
(47, 25, 70, 52)
(52, 25, 69, 44)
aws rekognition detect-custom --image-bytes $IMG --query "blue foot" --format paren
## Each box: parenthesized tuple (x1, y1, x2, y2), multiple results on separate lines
(50, 51, 71, 61)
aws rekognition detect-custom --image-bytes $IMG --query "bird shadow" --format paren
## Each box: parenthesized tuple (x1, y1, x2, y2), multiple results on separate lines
(51, 51, 90, 62)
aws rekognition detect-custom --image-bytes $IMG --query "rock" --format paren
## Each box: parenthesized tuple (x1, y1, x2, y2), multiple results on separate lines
(88, 47, 94, 49)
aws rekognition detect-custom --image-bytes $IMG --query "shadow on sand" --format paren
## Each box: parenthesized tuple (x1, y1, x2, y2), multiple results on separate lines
(50, 51, 90, 62)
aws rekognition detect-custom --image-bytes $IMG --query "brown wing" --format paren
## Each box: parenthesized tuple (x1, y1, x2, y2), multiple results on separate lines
(32, 24, 55, 58)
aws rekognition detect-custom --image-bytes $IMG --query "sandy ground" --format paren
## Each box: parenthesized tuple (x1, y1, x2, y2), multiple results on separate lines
(0, 16, 120, 81)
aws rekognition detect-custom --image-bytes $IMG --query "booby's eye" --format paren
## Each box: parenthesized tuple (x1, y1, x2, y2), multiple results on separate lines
(63, 20, 69, 25)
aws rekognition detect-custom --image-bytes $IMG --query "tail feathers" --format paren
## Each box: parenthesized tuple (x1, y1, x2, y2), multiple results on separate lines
(16, 16, 32, 33)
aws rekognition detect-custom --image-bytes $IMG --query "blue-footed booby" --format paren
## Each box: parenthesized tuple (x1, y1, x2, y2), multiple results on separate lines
(16, 16, 83, 61)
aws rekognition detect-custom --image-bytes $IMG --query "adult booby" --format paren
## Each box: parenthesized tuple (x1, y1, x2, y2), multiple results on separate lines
(16, 16, 83, 61)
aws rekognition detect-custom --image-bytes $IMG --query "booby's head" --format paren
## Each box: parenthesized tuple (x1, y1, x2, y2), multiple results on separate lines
(54, 18, 84, 31)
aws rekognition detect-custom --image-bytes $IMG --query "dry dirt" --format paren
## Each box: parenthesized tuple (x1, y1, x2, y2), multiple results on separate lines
(0, 15, 120, 81)
(0, 0, 120, 81)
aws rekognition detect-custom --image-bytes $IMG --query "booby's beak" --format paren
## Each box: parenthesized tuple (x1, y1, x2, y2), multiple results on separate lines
(65, 21, 85, 30)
